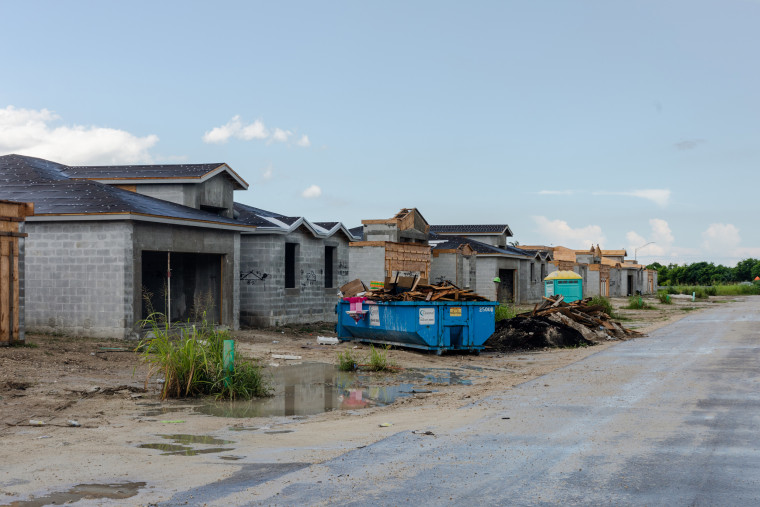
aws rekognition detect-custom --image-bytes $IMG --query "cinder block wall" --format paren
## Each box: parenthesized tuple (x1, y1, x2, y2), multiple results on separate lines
(240, 231, 349, 327)
(474, 257, 498, 301)
(25, 221, 134, 339)
(431, 253, 457, 285)
(520, 259, 546, 303)
(348, 245, 386, 286)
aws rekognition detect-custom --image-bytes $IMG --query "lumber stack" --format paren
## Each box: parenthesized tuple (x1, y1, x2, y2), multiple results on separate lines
(517, 295, 640, 338)
(364, 280, 489, 302)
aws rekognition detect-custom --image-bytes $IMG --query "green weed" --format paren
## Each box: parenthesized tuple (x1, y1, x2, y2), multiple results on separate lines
(495, 304, 517, 322)
(137, 315, 269, 400)
(657, 291, 672, 304)
(337, 348, 359, 372)
(366, 345, 396, 372)
(588, 295, 615, 318)
(624, 296, 652, 310)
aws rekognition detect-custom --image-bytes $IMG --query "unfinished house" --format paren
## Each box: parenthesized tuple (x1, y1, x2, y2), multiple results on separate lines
(429, 225, 534, 303)
(517, 247, 554, 302)
(349, 209, 431, 287)
(428, 236, 477, 289)
(1, 200, 32, 345)
(234, 203, 353, 326)
(542, 245, 657, 298)
(0, 154, 253, 338)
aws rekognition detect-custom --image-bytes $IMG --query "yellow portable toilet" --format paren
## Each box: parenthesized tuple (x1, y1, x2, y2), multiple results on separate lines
(544, 270, 583, 302)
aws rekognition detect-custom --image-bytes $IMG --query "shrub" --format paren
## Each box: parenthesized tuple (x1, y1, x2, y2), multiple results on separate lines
(589, 295, 615, 318)
(705, 286, 717, 296)
(657, 291, 672, 304)
(137, 315, 269, 400)
(495, 304, 516, 322)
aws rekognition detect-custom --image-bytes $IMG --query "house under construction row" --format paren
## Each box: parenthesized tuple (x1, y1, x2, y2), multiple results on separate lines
(1, 155, 658, 340)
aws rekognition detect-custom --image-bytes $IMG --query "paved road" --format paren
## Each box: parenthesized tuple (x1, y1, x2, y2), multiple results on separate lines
(176, 297, 760, 506)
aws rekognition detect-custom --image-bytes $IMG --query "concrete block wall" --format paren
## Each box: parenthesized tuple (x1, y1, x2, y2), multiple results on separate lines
(431, 253, 458, 285)
(474, 257, 499, 301)
(24, 221, 134, 339)
(348, 245, 386, 287)
(519, 259, 544, 304)
(240, 230, 349, 327)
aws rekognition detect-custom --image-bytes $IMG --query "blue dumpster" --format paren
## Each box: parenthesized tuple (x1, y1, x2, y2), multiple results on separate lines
(336, 300, 498, 353)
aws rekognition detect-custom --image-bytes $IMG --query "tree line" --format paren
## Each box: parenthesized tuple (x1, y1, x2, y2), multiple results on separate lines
(647, 258, 760, 286)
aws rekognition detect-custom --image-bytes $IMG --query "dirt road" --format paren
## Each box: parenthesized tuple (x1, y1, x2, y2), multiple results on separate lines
(0, 295, 731, 505)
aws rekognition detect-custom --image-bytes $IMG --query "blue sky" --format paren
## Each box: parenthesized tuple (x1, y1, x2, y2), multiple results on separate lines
(1, 0, 758, 266)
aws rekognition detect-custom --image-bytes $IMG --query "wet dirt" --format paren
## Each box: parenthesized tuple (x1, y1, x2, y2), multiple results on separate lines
(157, 433, 234, 445)
(193, 362, 477, 418)
(5, 482, 145, 507)
(0, 296, 733, 505)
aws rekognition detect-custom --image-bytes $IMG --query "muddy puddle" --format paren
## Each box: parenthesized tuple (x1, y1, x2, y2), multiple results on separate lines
(137, 434, 235, 456)
(194, 362, 477, 418)
(7, 482, 145, 506)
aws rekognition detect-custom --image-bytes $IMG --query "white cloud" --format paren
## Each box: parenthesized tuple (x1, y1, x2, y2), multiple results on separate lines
(260, 164, 273, 182)
(271, 128, 292, 143)
(203, 116, 307, 147)
(626, 218, 676, 259)
(301, 184, 322, 198)
(593, 189, 671, 207)
(532, 216, 606, 249)
(0, 105, 158, 165)
(702, 223, 741, 253)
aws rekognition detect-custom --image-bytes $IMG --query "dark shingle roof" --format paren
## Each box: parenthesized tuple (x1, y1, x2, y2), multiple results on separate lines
(233, 202, 286, 227)
(348, 226, 363, 240)
(0, 154, 249, 228)
(64, 163, 225, 179)
(429, 233, 530, 258)
(314, 222, 339, 230)
(430, 224, 512, 235)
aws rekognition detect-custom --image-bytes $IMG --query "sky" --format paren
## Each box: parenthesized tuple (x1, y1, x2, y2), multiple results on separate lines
(1, 0, 758, 267)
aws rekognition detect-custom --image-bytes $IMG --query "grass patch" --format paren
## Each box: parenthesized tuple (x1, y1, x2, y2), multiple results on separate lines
(10, 341, 38, 348)
(624, 296, 653, 310)
(495, 304, 516, 322)
(589, 295, 616, 318)
(657, 291, 672, 304)
(681, 307, 698, 312)
(337, 348, 360, 372)
(137, 315, 269, 400)
(366, 345, 396, 372)
(337, 344, 397, 372)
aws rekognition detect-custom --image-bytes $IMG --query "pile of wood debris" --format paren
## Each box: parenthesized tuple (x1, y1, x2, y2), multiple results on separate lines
(365, 280, 489, 302)
(487, 295, 641, 351)
(521, 295, 641, 342)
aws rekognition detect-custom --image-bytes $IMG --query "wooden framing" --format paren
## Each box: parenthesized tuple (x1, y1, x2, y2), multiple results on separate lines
(0, 200, 32, 345)
(384, 242, 431, 283)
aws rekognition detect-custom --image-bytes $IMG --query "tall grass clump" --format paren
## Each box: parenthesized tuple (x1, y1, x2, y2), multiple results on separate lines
(337, 348, 359, 372)
(624, 296, 652, 310)
(137, 315, 269, 400)
(495, 304, 517, 322)
(588, 295, 615, 318)
(366, 345, 395, 372)
(657, 291, 672, 304)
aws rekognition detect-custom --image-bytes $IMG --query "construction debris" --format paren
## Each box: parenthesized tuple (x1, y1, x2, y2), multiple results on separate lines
(362, 279, 489, 302)
(487, 295, 642, 351)
(520, 295, 641, 340)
